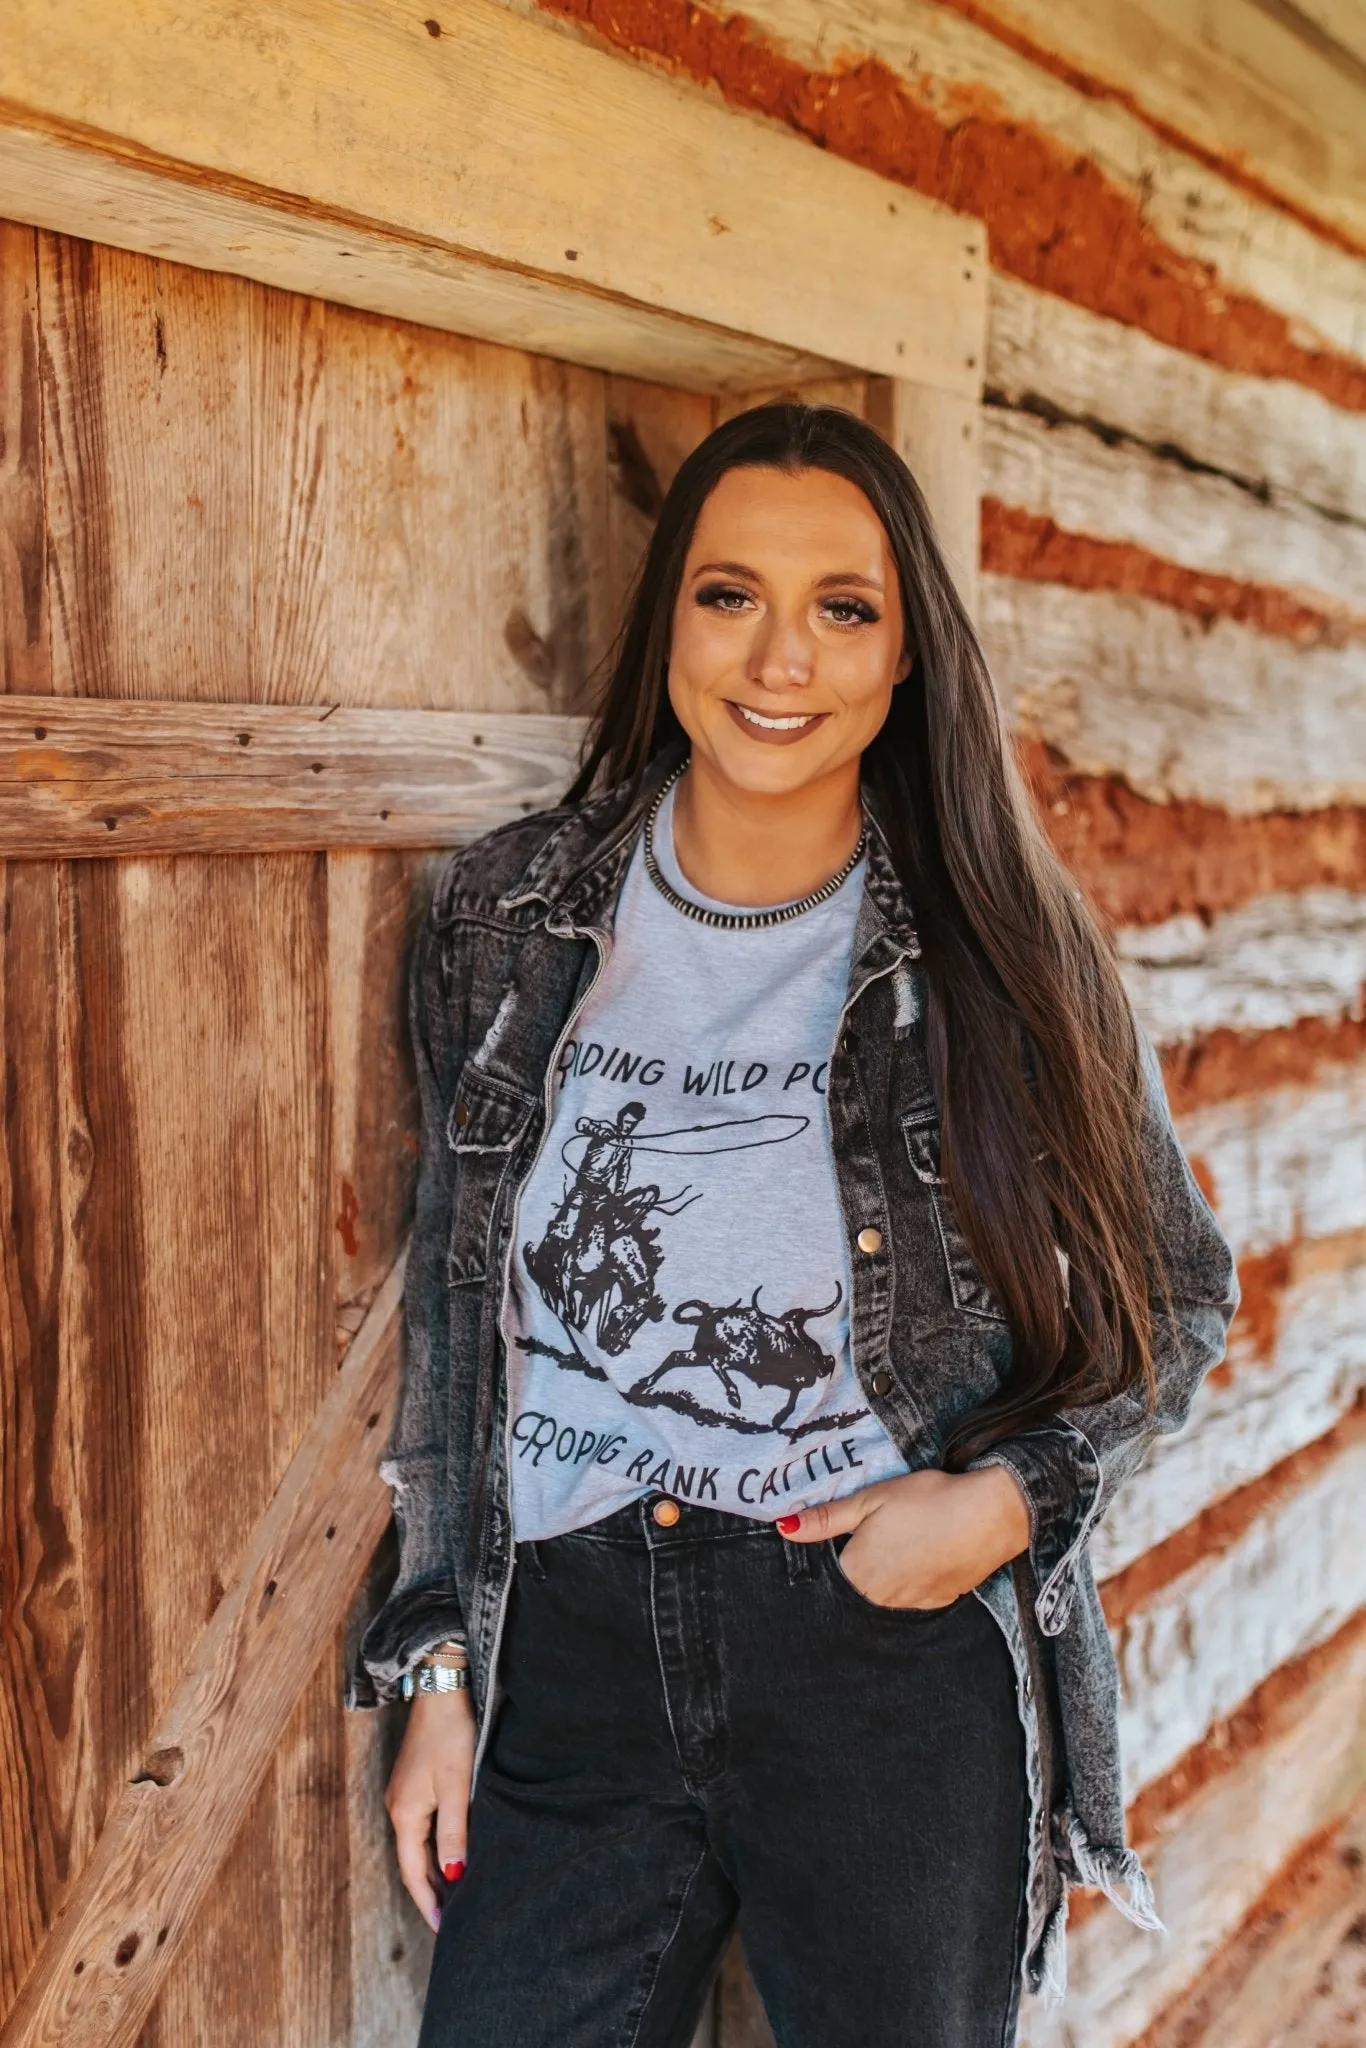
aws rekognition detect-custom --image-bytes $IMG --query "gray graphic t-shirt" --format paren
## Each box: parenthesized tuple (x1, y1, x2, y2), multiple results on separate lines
(504, 784, 909, 1539)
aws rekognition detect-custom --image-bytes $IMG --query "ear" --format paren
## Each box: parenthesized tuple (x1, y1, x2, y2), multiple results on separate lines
(893, 646, 914, 686)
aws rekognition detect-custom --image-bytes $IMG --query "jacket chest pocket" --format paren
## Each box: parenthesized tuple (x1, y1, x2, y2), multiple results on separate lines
(447, 1070, 539, 1287)
(901, 1104, 1007, 1324)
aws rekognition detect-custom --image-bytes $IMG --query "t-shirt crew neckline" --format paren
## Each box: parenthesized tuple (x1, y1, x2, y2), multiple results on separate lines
(650, 780, 866, 921)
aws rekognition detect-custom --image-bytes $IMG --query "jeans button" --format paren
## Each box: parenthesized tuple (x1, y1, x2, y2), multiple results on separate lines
(652, 1497, 681, 1527)
(870, 1369, 893, 1397)
(857, 1226, 883, 1254)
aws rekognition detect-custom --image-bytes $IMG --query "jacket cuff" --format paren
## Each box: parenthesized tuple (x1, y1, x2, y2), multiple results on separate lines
(347, 1582, 466, 1708)
(971, 1421, 1102, 1637)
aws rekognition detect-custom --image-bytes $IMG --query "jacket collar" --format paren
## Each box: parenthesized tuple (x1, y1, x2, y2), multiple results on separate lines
(499, 744, 920, 959)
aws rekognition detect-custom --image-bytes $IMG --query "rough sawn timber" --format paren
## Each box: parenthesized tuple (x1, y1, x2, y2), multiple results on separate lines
(0, 698, 588, 857)
(959, 0, 1366, 252)
(982, 406, 1366, 620)
(1094, 1258, 1366, 1580)
(1175, 1069, 1366, 1257)
(1017, 1623, 1366, 2047)
(706, 0, 1366, 364)
(985, 276, 1366, 529)
(1114, 1425, 1366, 1798)
(0, 0, 984, 398)
(0, 1253, 406, 2048)
(1116, 891, 1366, 1043)
(985, 579, 1366, 813)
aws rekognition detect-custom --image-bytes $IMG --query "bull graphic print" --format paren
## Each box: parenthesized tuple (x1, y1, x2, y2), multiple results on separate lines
(520, 1104, 857, 1433)
(628, 1285, 844, 1429)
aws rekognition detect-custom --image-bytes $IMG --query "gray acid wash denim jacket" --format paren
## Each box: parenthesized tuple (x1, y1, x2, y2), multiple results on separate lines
(352, 749, 1239, 2000)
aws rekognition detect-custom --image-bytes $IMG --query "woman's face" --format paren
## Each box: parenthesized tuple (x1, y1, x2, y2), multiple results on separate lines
(667, 464, 911, 799)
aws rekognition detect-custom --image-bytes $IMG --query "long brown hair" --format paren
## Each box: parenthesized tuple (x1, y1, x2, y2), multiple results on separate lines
(570, 403, 1158, 1464)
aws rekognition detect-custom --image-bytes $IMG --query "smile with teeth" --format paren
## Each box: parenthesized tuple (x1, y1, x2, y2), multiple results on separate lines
(734, 704, 820, 731)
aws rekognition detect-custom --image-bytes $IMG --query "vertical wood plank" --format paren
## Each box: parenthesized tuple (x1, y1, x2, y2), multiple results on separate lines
(323, 312, 613, 713)
(256, 851, 348, 2048)
(40, 237, 253, 701)
(251, 287, 330, 706)
(0, 221, 48, 694)
(100, 855, 279, 2048)
(0, 862, 97, 2021)
(866, 379, 982, 620)
(605, 377, 714, 638)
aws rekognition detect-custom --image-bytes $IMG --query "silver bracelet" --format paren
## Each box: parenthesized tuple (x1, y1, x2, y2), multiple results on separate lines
(401, 1661, 471, 1699)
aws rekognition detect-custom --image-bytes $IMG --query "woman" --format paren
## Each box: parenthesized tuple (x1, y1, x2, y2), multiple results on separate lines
(355, 404, 1238, 2046)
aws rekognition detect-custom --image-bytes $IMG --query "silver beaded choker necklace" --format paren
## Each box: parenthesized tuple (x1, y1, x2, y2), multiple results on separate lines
(642, 766, 866, 931)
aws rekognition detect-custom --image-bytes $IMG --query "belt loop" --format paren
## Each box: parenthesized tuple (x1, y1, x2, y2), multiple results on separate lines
(782, 1529, 814, 1582)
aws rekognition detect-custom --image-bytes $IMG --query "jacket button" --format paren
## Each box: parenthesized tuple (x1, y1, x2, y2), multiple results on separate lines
(454, 1100, 470, 1129)
(857, 1226, 883, 1254)
(652, 1497, 681, 1527)
(870, 1369, 893, 1397)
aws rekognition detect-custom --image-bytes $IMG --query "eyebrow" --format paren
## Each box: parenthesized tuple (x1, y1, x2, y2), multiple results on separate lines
(690, 560, 885, 591)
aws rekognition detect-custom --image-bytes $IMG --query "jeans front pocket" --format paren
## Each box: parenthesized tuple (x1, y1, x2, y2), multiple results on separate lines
(824, 1535, 967, 1623)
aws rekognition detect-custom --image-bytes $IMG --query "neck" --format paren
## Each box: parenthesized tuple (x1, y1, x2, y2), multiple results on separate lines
(669, 755, 864, 908)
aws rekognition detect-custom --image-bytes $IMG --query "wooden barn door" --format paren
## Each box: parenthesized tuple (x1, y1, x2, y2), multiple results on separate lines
(0, 216, 718, 2046)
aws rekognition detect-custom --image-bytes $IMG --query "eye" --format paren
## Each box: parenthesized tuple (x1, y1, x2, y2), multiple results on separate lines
(695, 582, 755, 613)
(820, 596, 880, 627)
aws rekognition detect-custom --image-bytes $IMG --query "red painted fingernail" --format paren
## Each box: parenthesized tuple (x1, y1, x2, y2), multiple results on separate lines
(443, 1860, 465, 1883)
(776, 1515, 801, 1534)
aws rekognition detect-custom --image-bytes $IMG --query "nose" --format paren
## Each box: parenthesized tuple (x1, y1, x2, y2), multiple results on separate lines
(747, 604, 815, 693)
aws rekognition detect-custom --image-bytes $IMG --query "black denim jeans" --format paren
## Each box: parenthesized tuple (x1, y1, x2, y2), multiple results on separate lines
(418, 1497, 1028, 2048)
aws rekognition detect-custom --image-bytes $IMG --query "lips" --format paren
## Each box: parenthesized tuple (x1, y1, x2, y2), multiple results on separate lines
(725, 700, 828, 746)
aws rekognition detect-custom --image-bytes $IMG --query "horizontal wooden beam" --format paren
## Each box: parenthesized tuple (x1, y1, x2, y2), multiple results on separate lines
(0, 0, 986, 398)
(0, 699, 586, 858)
(0, 1251, 407, 2048)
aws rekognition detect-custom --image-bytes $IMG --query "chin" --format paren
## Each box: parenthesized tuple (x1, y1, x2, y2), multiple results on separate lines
(703, 739, 837, 798)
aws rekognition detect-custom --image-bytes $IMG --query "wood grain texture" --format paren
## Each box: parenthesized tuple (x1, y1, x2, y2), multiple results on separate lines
(0, 0, 984, 393)
(734, 0, 1366, 361)
(0, 696, 587, 855)
(867, 377, 983, 619)
(1095, 1259, 1366, 1580)
(1019, 1626, 1366, 2048)
(986, 274, 1366, 527)
(322, 318, 614, 716)
(958, 0, 1366, 248)
(606, 378, 715, 635)
(985, 578, 1366, 813)
(1115, 1432, 1366, 1798)
(1139, 1800, 1366, 2048)
(0, 212, 737, 2040)
(982, 404, 1366, 618)
(0, 120, 846, 400)
(39, 235, 254, 704)
(32, 250, 625, 718)
(1117, 891, 1366, 1044)
(0, 224, 47, 694)
(0, 1254, 404, 2048)
(0, 864, 96, 2012)
(1177, 1066, 1366, 1259)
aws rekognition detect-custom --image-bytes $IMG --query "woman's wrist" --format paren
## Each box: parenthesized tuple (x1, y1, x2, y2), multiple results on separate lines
(959, 1464, 1031, 1567)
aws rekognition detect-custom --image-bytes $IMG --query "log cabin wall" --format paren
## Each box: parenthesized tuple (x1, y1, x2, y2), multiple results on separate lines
(0, 2, 1363, 2045)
